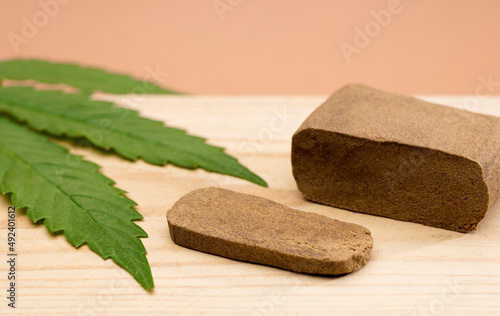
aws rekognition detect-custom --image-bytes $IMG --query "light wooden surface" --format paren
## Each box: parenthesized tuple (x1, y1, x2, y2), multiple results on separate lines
(1, 95, 500, 315)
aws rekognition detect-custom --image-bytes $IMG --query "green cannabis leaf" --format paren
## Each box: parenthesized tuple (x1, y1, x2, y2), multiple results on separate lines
(0, 59, 179, 94)
(0, 116, 153, 290)
(0, 86, 267, 186)
(0, 58, 268, 291)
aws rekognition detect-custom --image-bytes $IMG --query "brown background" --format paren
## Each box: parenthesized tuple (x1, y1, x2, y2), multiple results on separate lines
(1, 0, 499, 95)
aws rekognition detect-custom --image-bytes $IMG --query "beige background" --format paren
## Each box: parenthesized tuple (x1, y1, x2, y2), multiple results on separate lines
(1, 0, 499, 95)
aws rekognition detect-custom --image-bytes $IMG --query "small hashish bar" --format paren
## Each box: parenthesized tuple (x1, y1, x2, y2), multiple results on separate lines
(292, 84, 500, 233)
(167, 187, 373, 274)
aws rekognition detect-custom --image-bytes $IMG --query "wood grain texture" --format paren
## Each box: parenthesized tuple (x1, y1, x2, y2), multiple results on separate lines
(1, 95, 500, 315)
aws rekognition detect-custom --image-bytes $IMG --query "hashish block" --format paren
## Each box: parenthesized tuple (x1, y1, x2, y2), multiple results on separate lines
(167, 187, 373, 275)
(292, 84, 500, 233)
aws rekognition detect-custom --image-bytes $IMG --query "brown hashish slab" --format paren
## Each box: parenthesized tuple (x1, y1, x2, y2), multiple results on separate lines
(292, 84, 500, 233)
(167, 187, 373, 275)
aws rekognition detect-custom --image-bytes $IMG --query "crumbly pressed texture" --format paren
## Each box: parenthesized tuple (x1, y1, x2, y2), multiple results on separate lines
(167, 187, 373, 275)
(292, 84, 500, 233)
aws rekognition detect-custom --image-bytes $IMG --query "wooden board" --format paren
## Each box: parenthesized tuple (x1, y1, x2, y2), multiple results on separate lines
(1, 95, 500, 315)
